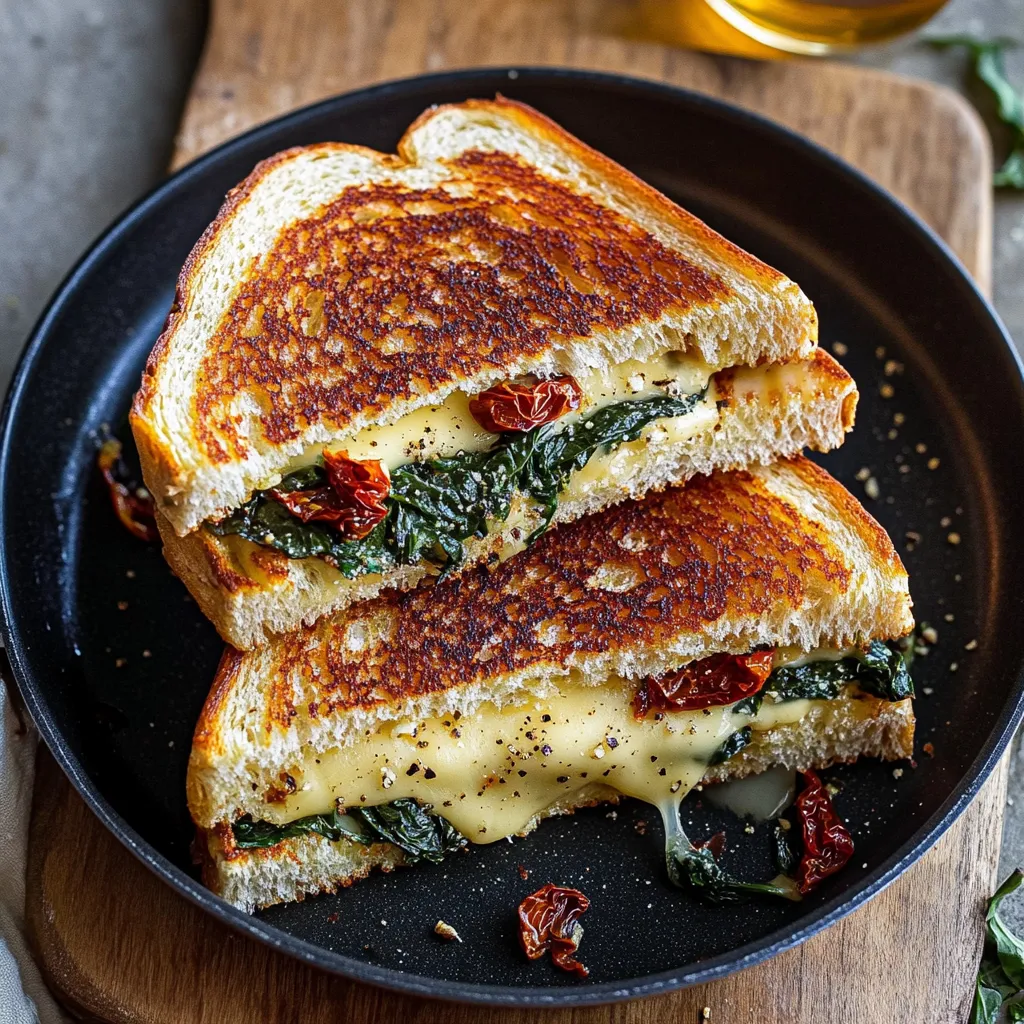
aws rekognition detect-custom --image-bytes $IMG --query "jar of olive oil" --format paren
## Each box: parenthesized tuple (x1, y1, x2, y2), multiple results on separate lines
(638, 0, 949, 55)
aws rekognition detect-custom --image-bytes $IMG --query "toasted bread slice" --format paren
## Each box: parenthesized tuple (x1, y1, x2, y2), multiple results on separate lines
(197, 692, 913, 914)
(188, 456, 912, 842)
(163, 349, 856, 649)
(132, 98, 818, 538)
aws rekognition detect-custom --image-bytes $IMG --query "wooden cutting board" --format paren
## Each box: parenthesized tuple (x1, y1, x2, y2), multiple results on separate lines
(26, 2, 1000, 1022)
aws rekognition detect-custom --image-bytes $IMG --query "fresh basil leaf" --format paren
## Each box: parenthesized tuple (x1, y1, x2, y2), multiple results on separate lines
(666, 838, 800, 905)
(929, 37, 1024, 190)
(995, 149, 1024, 189)
(968, 869, 1024, 1023)
(209, 391, 705, 575)
(708, 726, 752, 766)
(972, 957, 1017, 1024)
(989, 869, 1024, 989)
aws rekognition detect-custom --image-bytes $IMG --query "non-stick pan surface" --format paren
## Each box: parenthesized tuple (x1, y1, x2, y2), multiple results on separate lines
(2, 69, 1024, 1005)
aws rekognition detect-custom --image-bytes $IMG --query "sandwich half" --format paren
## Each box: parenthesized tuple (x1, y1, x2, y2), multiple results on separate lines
(187, 457, 914, 913)
(130, 97, 853, 649)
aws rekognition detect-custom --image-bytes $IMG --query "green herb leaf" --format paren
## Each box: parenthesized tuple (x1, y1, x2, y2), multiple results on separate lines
(731, 692, 764, 716)
(989, 869, 1024, 989)
(209, 475, 396, 577)
(929, 36, 1024, 190)
(995, 149, 1024, 189)
(969, 869, 1024, 1024)
(707, 726, 752, 766)
(755, 642, 911, 705)
(666, 838, 801, 905)
(353, 799, 467, 864)
(766, 660, 847, 702)
(515, 393, 705, 537)
(232, 809, 371, 849)
(231, 799, 466, 864)
(210, 392, 705, 576)
(973, 957, 1018, 1024)
(853, 640, 914, 701)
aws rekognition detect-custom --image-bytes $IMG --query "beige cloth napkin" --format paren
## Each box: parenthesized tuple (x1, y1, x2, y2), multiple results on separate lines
(0, 679, 68, 1024)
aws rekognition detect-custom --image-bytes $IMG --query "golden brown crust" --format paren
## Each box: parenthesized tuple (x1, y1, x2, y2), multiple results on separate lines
(191, 456, 900, 752)
(132, 97, 813, 471)
(782, 456, 907, 577)
(413, 99, 791, 290)
(132, 144, 321, 423)
(190, 148, 729, 462)
(164, 351, 859, 650)
(714, 349, 853, 417)
(191, 649, 244, 761)
(196, 823, 397, 902)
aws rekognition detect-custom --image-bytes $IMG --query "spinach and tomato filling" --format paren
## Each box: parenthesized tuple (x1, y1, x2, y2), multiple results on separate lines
(231, 797, 465, 862)
(228, 642, 911, 858)
(638, 640, 913, 767)
(208, 379, 708, 578)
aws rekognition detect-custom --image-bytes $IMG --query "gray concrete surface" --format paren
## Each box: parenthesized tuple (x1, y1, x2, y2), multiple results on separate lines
(0, 0, 1023, 911)
(0, 0, 207, 389)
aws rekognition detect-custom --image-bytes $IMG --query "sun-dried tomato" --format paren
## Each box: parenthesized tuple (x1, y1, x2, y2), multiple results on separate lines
(517, 883, 590, 978)
(632, 650, 775, 719)
(97, 438, 158, 543)
(469, 375, 583, 433)
(270, 450, 390, 540)
(793, 770, 854, 894)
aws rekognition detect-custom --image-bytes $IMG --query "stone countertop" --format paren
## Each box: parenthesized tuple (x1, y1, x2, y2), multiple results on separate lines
(1, 0, 1023, 883)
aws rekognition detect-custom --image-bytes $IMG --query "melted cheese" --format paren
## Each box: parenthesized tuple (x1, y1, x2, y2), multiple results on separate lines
(223, 380, 721, 579)
(773, 646, 855, 668)
(565, 397, 720, 495)
(263, 679, 811, 844)
(728, 360, 821, 401)
(271, 349, 715, 479)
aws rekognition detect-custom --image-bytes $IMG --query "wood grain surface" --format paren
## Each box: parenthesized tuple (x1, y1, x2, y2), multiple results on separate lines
(27, 2, 999, 1022)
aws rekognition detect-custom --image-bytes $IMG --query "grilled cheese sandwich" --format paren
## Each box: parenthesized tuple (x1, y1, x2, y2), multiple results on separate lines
(130, 99, 856, 649)
(188, 458, 914, 912)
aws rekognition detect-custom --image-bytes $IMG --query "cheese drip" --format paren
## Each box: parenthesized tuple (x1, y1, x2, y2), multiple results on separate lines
(264, 678, 811, 844)
(271, 350, 715, 478)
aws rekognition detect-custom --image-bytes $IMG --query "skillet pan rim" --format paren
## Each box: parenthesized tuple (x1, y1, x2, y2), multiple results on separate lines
(1, 66, 1022, 1006)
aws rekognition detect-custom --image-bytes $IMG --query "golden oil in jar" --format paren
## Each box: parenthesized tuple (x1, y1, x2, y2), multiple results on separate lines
(700, 0, 949, 54)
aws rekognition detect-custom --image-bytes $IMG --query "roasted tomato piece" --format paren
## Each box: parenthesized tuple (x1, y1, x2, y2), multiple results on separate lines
(793, 770, 854, 894)
(97, 438, 158, 543)
(633, 650, 774, 719)
(270, 450, 390, 541)
(517, 883, 591, 978)
(469, 375, 583, 433)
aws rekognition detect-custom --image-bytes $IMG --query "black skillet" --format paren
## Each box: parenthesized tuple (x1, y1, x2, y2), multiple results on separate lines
(2, 69, 1023, 1006)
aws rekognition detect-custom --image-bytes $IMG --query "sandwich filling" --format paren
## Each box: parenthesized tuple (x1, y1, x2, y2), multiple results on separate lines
(207, 351, 720, 579)
(226, 642, 911, 855)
